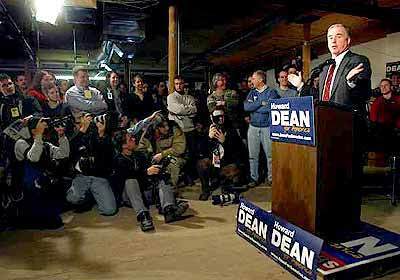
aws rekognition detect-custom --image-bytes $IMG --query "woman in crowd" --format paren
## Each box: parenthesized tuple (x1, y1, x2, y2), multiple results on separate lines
(28, 70, 54, 106)
(124, 74, 154, 123)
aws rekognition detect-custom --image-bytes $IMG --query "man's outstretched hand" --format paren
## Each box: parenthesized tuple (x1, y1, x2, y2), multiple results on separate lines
(346, 63, 364, 82)
(288, 71, 304, 90)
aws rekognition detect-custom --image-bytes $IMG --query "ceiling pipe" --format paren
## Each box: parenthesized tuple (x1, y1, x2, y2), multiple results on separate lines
(0, 0, 35, 62)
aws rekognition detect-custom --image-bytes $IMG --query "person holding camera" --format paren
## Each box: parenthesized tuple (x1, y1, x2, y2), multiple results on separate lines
(201, 107, 247, 200)
(146, 118, 186, 196)
(66, 113, 117, 216)
(14, 117, 70, 229)
(112, 128, 189, 232)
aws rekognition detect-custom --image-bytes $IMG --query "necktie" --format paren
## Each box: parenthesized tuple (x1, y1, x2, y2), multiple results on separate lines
(322, 63, 336, 101)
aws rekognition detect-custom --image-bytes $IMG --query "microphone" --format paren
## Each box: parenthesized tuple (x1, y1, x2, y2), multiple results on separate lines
(311, 59, 335, 72)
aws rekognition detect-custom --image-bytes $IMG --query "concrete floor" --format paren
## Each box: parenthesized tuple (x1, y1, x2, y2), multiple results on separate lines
(1, 184, 400, 280)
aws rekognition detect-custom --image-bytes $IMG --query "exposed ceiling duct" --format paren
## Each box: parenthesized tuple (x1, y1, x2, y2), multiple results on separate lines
(98, 0, 159, 10)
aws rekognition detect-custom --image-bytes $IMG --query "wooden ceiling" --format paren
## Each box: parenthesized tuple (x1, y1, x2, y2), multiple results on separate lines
(2, 0, 400, 76)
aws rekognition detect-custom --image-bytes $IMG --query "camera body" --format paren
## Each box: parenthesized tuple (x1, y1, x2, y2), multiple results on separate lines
(91, 112, 119, 134)
(152, 155, 176, 176)
(47, 115, 74, 128)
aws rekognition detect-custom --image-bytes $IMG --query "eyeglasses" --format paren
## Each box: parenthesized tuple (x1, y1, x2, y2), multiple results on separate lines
(1, 82, 13, 88)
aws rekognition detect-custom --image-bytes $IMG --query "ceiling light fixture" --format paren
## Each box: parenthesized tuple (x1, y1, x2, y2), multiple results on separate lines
(34, 0, 65, 25)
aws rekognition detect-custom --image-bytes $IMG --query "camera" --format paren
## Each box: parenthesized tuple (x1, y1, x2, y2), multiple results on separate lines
(47, 115, 74, 128)
(75, 146, 95, 175)
(151, 155, 177, 177)
(91, 111, 119, 134)
(211, 193, 240, 206)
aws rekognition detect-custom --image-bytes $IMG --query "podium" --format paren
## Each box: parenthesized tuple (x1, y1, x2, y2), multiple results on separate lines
(271, 102, 362, 238)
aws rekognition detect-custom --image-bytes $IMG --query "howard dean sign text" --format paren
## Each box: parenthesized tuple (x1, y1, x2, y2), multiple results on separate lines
(269, 96, 315, 146)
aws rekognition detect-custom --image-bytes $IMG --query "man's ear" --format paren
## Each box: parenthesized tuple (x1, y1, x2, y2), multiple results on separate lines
(347, 37, 351, 46)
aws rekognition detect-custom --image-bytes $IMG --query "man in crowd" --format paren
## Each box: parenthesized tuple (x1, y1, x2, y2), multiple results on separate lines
(149, 117, 186, 194)
(112, 127, 189, 232)
(244, 70, 280, 187)
(14, 117, 69, 229)
(0, 74, 41, 129)
(276, 70, 297, 98)
(15, 73, 28, 95)
(167, 75, 197, 134)
(370, 78, 400, 128)
(64, 66, 108, 120)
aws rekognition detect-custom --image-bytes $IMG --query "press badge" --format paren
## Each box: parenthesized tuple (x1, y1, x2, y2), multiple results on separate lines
(107, 91, 113, 100)
(11, 107, 20, 118)
(84, 90, 92, 99)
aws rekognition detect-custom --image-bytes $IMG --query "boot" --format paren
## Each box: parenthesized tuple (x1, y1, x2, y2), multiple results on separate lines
(137, 211, 154, 232)
(164, 203, 189, 223)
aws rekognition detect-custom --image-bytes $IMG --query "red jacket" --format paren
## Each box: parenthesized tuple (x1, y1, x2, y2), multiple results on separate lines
(370, 94, 400, 128)
(28, 88, 47, 106)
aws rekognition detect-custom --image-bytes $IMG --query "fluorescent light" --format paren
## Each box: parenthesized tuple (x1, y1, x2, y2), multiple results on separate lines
(34, 0, 64, 25)
(55, 75, 106, 81)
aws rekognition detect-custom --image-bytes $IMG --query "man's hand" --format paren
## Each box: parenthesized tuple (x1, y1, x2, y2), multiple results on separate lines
(149, 110, 162, 121)
(152, 153, 162, 163)
(244, 116, 250, 124)
(96, 120, 106, 137)
(80, 114, 92, 133)
(209, 125, 218, 139)
(346, 63, 364, 81)
(147, 165, 160, 175)
(215, 129, 225, 143)
(288, 72, 304, 89)
(34, 118, 48, 136)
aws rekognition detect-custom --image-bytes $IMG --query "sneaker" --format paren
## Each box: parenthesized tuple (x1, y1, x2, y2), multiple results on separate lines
(137, 211, 155, 232)
(164, 203, 189, 223)
(199, 192, 211, 201)
(247, 180, 260, 188)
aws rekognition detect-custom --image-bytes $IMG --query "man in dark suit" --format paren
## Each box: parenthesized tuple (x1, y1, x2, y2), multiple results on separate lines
(320, 23, 371, 112)
(289, 23, 372, 112)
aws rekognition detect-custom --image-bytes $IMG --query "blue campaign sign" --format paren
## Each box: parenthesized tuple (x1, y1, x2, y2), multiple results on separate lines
(318, 222, 400, 276)
(269, 96, 315, 146)
(236, 198, 324, 280)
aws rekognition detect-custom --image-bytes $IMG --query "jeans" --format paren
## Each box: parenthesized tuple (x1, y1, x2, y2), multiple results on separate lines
(66, 175, 117, 216)
(123, 179, 175, 216)
(247, 124, 272, 182)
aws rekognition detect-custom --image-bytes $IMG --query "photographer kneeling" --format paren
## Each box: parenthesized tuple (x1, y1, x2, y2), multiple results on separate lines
(14, 117, 70, 229)
(66, 113, 117, 216)
(112, 128, 188, 232)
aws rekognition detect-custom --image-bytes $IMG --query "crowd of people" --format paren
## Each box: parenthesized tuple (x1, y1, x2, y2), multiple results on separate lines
(1, 23, 400, 232)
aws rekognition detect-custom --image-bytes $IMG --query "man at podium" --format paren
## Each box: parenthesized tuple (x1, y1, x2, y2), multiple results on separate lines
(290, 23, 372, 113)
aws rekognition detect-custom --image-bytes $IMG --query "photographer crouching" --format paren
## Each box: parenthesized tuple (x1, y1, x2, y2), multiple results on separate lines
(149, 117, 186, 196)
(112, 125, 189, 232)
(14, 116, 70, 229)
(203, 107, 248, 201)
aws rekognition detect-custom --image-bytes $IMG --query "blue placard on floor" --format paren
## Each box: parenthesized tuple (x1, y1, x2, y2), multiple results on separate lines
(236, 198, 323, 280)
(269, 96, 315, 146)
(318, 222, 400, 276)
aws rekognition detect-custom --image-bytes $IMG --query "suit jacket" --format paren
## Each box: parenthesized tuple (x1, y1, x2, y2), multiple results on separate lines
(319, 51, 371, 112)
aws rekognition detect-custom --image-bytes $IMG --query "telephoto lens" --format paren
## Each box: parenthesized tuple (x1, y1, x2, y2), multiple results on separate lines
(211, 193, 240, 206)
